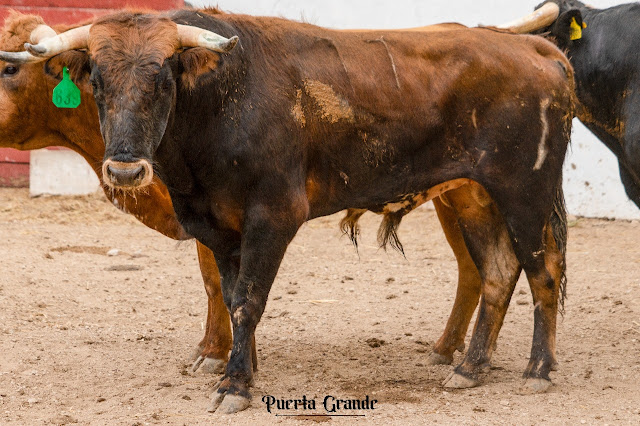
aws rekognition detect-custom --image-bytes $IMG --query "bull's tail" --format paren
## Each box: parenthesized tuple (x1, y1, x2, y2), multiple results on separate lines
(549, 177, 568, 314)
(339, 208, 407, 256)
(377, 210, 405, 256)
(340, 208, 366, 250)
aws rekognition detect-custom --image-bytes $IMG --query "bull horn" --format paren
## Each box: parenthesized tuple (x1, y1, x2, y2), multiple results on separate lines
(24, 24, 91, 58)
(176, 24, 239, 52)
(30, 24, 58, 44)
(0, 50, 40, 63)
(497, 2, 560, 34)
(0, 24, 59, 64)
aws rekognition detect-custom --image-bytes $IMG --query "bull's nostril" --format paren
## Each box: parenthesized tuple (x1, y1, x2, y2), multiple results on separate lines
(107, 164, 144, 185)
(103, 160, 152, 188)
(133, 166, 145, 181)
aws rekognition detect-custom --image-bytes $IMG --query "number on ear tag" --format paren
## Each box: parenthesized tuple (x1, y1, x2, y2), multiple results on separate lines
(52, 67, 81, 108)
(569, 17, 585, 41)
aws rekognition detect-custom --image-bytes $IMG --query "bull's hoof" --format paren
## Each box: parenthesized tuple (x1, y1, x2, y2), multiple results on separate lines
(207, 391, 226, 413)
(192, 355, 226, 374)
(550, 361, 559, 372)
(218, 394, 252, 414)
(426, 351, 452, 366)
(190, 346, 204, 362)
(208, 393, 251, 414)
(520, 378, 552, 394)
(442, 371, 478, 389)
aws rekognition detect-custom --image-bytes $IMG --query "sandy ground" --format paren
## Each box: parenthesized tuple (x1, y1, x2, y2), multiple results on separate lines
(0, 187, 639, 425)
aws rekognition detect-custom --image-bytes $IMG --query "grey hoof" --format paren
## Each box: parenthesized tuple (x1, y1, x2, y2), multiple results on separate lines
(426, 352, 452, 366)
(192, 356, 226, 374)
(200, 357, 227, 374)
(216, 394, 251, 414)
(521, 378, 552, 394)
(442, 371, 479, 389)
(190, 346, 204, 362)
(207, 391, 226, 413)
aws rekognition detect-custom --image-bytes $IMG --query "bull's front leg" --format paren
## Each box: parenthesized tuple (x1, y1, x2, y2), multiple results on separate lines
(208, 203, 304, 414)
(168, 196, 249, 376)
(190, 242, 233, 374)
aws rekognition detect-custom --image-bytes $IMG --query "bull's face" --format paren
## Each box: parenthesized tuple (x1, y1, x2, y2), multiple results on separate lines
(90, 48, 178, 189)
(89, 16, 238, 190)
(533, 1, 586, 48)
(500, 1, 586, 49)
(83, 17, 183, 190)
(0, 12, 238, 191)
(0, 14, 55, 150)
(93, 65, 174, 188)
(0, 60, 40, 148)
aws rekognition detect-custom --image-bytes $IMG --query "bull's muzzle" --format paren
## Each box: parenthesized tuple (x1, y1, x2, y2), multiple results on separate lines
(102, 159, 153, 189)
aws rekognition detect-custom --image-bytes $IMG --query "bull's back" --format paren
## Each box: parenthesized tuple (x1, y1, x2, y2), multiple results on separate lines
(206, 13, 575, 213)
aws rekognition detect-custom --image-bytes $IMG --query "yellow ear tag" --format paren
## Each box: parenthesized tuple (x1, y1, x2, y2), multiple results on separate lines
(569, 17, 583, 41)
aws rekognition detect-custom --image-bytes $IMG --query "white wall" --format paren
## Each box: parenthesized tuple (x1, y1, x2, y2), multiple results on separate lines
(30, 149, 100, 197)
(191, 0, 639, 219)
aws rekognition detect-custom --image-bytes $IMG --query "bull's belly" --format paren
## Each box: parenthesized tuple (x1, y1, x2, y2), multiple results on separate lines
(363, 178, 473, 215)
(307, 177, 480, 220)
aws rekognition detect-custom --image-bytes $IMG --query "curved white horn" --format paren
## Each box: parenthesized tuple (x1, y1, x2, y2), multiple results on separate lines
(176, 24, 239, 52)
(30, 24, 58, 44)
(0, 24, 59, 63)
(0, 50, 40, 63)
(498, 3, 560, 34)
(24, 25, 91, 58)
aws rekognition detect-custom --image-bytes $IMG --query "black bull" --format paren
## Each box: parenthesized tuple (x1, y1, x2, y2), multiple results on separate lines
(35, 10, 575, 413)
(534, 0, 640, 207)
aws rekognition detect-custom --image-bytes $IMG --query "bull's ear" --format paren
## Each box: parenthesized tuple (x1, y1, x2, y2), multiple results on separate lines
(177, 47, 221, 91)
(550, 9, 585, 49)
(43, 51, 91, 85)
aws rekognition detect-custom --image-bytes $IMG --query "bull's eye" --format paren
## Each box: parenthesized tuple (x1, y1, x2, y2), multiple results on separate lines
(2, 65, 18, 76)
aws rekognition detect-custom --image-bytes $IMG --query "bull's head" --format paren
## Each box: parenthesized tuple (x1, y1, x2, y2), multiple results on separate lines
(0, 12, 238, 190)
(499, 1, 588, 49)
(0, 13, 70, 150)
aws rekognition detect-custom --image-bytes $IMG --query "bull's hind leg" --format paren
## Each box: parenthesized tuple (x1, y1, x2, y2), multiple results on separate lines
(520, 221, 565, 392)
(439, 185, 522, 388)
(191, 243, 233, 374)
(427, 196, 482, 365)
(488, 185, 567, 393)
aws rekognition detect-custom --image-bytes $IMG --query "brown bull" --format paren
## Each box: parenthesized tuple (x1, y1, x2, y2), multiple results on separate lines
(1, 12, 500, 383)
(2, 8, 574, 413)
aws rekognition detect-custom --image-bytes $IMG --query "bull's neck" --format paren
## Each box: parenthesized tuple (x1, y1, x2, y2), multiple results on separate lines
(45, 97, 106, 177)
(568, 6, 626, 143)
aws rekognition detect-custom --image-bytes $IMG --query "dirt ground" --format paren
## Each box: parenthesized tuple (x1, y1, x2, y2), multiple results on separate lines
(0, 187, 639, 425)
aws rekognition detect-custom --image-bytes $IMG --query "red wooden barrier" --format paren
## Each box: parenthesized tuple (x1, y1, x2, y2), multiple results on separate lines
(0, 0, 184, 186)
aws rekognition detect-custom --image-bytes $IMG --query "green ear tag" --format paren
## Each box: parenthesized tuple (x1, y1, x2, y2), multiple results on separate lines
(52, 67, 81, 108)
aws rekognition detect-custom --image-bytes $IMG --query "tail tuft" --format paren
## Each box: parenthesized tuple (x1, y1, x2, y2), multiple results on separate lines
(549, 182, 568, 314)
(377, 211, 405, 256)
(340, 209, 366, 250)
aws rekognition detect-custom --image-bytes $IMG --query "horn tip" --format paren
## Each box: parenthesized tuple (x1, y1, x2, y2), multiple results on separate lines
(24, 42, 47, 56)
(223, 36, 239, 52)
